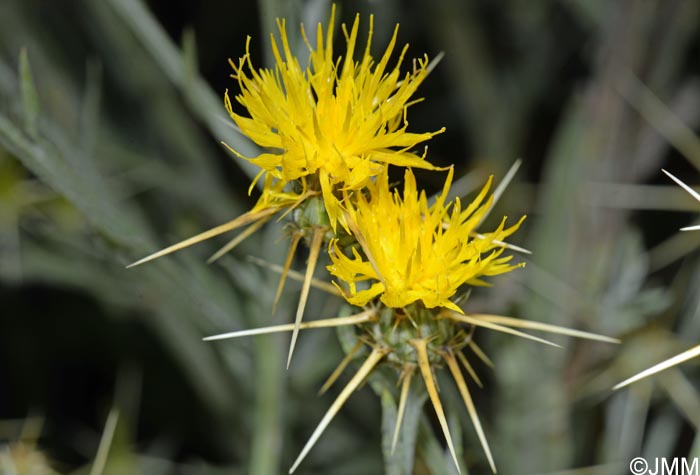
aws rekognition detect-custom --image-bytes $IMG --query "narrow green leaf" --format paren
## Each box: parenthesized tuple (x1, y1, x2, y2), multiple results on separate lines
(104, 0, 261, 183)
(181, 27, 198, 90)
(249, 316, 285, 475)
(444, 406, 464, 475)
(641, 406, 683, 460)
(19, 48, 39, 138)
(80, 60, 103, 155)
(690, 431, 700, 458)
(417, 414, 452, 475)
(0, 113, 151, 251)
(335, 304, 364, 355)
(380, 378, 427, 475)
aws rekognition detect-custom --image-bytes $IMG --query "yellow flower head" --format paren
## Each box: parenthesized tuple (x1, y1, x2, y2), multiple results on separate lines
(328, 168, 525, 312)
(225, 5, 444, 229)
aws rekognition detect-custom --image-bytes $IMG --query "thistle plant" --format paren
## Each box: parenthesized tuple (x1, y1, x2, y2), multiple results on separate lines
(128, 5, 443, 368)
(129, 7, 619, 474)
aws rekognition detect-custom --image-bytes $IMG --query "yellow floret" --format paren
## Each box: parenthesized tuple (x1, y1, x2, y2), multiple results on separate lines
(328, 168, 525, 311)
(225, 5, 444, 230)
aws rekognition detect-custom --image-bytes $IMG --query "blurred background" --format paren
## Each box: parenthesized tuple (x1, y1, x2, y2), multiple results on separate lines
(1, 0, 700, 474)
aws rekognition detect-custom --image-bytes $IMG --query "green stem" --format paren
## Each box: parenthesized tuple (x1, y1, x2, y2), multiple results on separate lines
(246, 221, 294, 475)
(249, 330, 285, 475)
(378, 376, 428, 475)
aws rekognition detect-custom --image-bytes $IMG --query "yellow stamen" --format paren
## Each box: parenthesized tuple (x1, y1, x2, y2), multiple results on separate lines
(329, 169, 525, 311)
(226, 3, 443, 230)
(344, 210, 384, 285)
(476, 158, 521, 227)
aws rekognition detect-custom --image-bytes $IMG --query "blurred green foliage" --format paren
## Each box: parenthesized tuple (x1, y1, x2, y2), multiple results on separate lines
(1, 0, 700, 474)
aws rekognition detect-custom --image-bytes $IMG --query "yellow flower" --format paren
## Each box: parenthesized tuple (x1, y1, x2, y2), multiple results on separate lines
(328, 167, 525, 311)
(203, 162, 620, 474)
(225, 5, 444, 230)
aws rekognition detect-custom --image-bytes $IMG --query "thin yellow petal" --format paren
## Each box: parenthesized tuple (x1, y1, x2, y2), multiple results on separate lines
(228, 7, 442, 226)
(329, 168, 526, 311)
(344, 211, 384, 285)
(476, 159, 521, 227)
